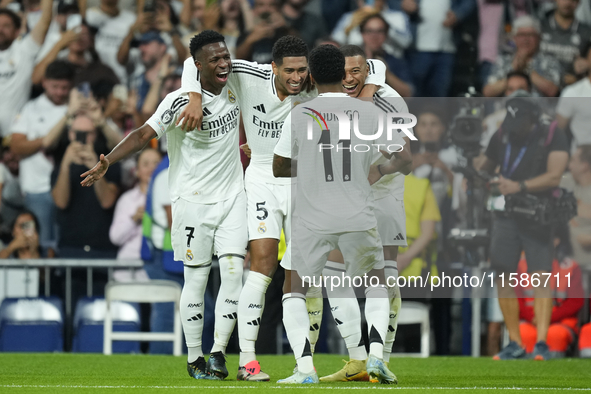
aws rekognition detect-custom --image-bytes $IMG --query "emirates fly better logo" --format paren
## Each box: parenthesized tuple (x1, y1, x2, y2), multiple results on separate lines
(303, 107, 417, 181)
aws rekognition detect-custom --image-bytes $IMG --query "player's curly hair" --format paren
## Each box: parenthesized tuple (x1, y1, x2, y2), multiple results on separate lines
(272, 35, 308, 66)
(190, 30, 225, 60)
(340, 44, 366, 60)
(309, 44, 345, 85)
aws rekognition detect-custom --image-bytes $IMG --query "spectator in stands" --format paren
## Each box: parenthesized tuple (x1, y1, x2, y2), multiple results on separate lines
(282, 0, 327, 50)
(33, 22, 120, 87)
(395, 0, 476, 97)
(562, 144, 591, 268)
(0, 0, 53, 137)
(35, 0, 80, 65)
(359, 13, 413, 96)
(0, 210, 41, 259)
(180, 0, 207, 34)
(127, 31, 171, 115)
(0, 142, 23, 242)
(540, 0, 591, 86)
(213, 0, 254, 58)
(477, 0, 505, 87)
(235, 0, 293, 63)
(556, 41, 591, 151)
(9, 60, 76, 254)
(332, 0, 412, 59)
(516, 228, 584, 358)
(85, 0, 136, 84)
(51, 113, 121, 260)
(484, 15, 562, 97)
(140, 55, 180, 118)
(109, 148, 161, 282)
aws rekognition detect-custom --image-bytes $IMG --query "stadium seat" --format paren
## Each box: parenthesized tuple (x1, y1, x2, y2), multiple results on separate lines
(72, 297, 141, 353)
(104, 280, 182, 356)
(393, 301, 430, 357)
(0, 297, 63, 352)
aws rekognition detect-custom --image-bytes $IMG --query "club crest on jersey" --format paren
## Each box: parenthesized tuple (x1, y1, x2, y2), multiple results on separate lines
(258, 223, 267, 234)
(186, 249, 194, 261)
(228, 90, 236, 103)
(161, 109, 174, 124)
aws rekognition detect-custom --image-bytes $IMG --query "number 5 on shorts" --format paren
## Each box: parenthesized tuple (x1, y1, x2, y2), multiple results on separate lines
(256, 202, 268, 220)
(185, 226, 195, 247)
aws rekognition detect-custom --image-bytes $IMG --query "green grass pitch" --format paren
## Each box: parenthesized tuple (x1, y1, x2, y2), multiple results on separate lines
(0, 353, 590, 393)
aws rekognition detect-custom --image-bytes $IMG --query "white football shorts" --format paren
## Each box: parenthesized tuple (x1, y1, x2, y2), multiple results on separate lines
(245, 177, 291, 243)
(291, 223, 385, 283)
(374, 194, 407, 247)
(171, 191, 247, 266)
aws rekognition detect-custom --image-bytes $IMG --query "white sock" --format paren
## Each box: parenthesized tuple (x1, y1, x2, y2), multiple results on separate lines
(211, 254, 244, 354)
(323, 261, 366, 361)
(282, 293, 314, 374)
(238, 271, 272, 366)
(384, 261, 400, 361)
(181, 264, 211, 363)
(306, 284, 323, 353)
(364, 284, 389, 359)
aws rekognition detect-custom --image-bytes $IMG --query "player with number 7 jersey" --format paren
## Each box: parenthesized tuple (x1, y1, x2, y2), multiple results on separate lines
(180, 35, 388, 381)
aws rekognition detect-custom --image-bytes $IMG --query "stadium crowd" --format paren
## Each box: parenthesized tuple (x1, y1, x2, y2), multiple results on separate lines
(0, 0, 591, 362)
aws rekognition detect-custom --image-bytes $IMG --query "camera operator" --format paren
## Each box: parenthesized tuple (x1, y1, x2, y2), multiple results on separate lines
(477, 91, 569, 360)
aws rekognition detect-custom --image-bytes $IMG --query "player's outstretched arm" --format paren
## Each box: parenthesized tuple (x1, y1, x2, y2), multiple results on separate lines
(80, 124, 157, 186)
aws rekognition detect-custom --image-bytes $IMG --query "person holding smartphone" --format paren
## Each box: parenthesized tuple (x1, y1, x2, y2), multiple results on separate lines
(0, 211, 42, 259)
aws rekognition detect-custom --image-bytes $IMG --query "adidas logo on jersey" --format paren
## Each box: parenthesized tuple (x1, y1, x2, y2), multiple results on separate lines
(309, 323, 320, 332)
(253, 104, 266, 113)
(394, 233, 405, 241)
(334, 318, 343, 326)
(223, 312, 238, 319)
(247, 317, 261, 326)
(203, 107, 212, 116)
(187, 314, 203, 321)
(388, 325, 396, 332)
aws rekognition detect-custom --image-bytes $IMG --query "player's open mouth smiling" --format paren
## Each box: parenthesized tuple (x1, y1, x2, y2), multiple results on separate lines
(343, 84, 358, 94)
(216, 71, 229, 82)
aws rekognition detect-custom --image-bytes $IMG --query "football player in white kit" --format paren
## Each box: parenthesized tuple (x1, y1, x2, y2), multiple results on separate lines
(81, 31, 247, 381)
(179, 36, 388, 381)
(315, 44, 414, 383)
(273, 44, 411, 384)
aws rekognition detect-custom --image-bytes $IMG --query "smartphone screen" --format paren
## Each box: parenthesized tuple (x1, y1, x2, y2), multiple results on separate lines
(75, 131, 87, 144)
(78, 82, 91, 98)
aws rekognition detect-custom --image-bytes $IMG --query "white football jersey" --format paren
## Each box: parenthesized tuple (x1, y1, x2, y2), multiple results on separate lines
(274, 93, 406, 234)
(371, 84, 413, 199)
(146, 88, 243, 204)
(181, 57, 386, 185)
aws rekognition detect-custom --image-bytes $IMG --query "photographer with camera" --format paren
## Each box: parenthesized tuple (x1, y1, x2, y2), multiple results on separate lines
(478, 92, 569, 360)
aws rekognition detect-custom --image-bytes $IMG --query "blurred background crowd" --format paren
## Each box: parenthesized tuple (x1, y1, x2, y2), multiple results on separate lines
(1, 0, 591, 357)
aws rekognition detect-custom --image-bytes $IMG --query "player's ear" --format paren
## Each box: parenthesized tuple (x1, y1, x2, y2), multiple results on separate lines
(272, 61, 279, 76)
(195, 60, 203, 72)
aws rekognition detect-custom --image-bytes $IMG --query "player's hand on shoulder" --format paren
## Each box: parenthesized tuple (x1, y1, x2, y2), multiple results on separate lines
(177, 93, 203, 132)
(80, 154, 110, 187)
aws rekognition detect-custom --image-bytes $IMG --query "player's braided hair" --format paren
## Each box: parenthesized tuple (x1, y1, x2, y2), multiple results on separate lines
(340, 44, 366, 60)
(190, 30, 226, 60)
(309, 44, 345, 85)
(272, 35, 308, 66)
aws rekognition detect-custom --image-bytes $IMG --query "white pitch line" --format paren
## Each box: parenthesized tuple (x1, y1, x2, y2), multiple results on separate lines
(1, 385, 591, 391)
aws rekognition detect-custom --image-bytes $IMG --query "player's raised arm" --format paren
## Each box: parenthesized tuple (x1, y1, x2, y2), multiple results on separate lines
(178, 57, 203, 131)
(80, 124, 157, 187)
(359, 59, 386, 98)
